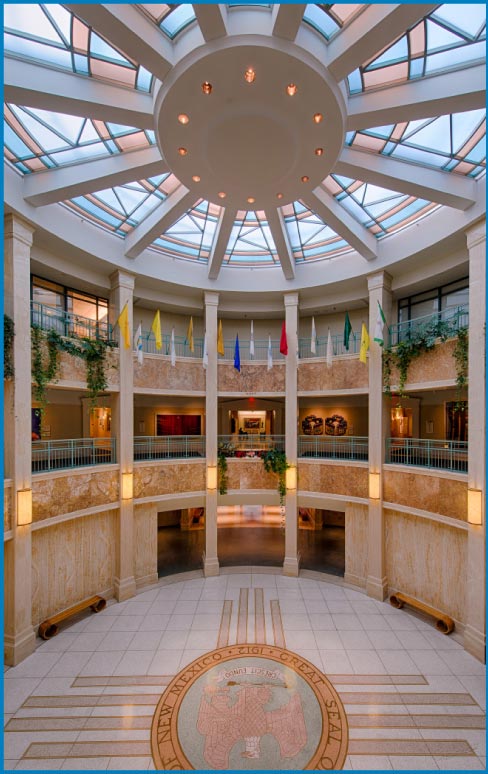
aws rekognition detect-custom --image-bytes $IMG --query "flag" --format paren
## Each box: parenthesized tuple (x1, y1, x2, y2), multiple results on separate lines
(134, 321, 143, 365)
(234, 334, 241, 372)
(279, 321, 288, 356)
(116, 302, 130, 349)
(343, 311, 352, 351)
(186, 316, 194, 353)
(267, 335, 273, 370)
(326, 329, 333, 368)
(217, 319, 225, 356)
(151, 309, 162, 351)
(202, 332, 208, 370)
(359, 323, 370, 364)
(170, 327, 176, 367)
(311, 316, 317, 354)
(374, 301, 387, 347)
(249, 320, 255, 359)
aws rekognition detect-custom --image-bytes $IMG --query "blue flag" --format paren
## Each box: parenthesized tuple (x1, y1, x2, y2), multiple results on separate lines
(234, 333, 241, 372)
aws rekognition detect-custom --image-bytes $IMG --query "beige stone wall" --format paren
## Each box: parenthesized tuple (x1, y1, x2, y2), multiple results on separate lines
(4, 481, 13, 532)
(389, 338, 457, 387)
(32, 468, 119, 522)
(31, 510, 117, 625)
(134, 355, 205, 391)
(385, 509, 467, 622)
(345, 503, 368, 588)
(298, 461, 368, 498)
(298, 358, 368, 391)
(134, 503, 157, 584)
(134, 461, 206, 498)
(36, 403, 84, 440)
(54, 347, 119, 388)
(218, 363, 285, 393)
(383, 469, 467, 521)
(226, 458, 280, 491)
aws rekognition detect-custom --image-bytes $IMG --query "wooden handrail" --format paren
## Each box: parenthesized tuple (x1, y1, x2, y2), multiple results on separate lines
(389, 592, 454, 634)
(38, 595, 106, 639)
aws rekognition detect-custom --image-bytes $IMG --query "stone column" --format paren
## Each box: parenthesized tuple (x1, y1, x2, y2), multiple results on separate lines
(464, 222, 486, 662)
(110, 270, 137, 601)
(4, 214, 36, 665)
(204, 291, 220, 576)
(283, 292, 299, 576)
(366, 271, 392, 600)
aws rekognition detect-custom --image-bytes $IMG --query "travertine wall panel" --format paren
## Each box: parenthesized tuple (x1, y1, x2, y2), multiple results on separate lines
(31, 510, 116, 625)
(298, 462, 368, 499)
(389, 339, 457, 387)
(134, 503, 157, 582)
(134, 356, 205, 391)
(32, 469, 119, 521)
(134, 462, 205, 498)
(383, 469, 467, 520)
(218, 363, 285, 392)
(345, 503, 368, 587)
(298, 358, 368, 392)
(226, 459, 279, 490)
(4, 481, 12, 532)
(50, 347, 119, 388)
(385, 509, 467, 622)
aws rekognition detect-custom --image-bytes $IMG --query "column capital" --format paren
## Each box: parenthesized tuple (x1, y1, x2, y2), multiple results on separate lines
(466, 221, 486, 250)
(367, 271, 392, 293)
(109, 269, 136, 292)
(204, 291, 219, 307)
(284, 292, 299, 307)
(4, 213, 34, 247)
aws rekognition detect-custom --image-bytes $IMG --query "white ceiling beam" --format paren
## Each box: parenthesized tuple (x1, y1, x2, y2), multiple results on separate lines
(207, 207, 236, 280)
(347, 64, 486, 130)
(266, 208, 296, 280)
(124, 185, 194, 258)
(24, 146, 167, 206)
(5, 57, 153, 129)
(335, 147, 477, 211)
(193, 4, 227, 41)
(272, 4, 307, 41)
(65, 4, 173, 82)
(327, 4, 438, 83)
(309, 187, 378, 261)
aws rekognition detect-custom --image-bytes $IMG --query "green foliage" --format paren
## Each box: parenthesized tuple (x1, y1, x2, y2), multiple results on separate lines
(262, 448, 289, 507)
(32, 325, 60, 408)
(217, 451, 228, 495)
(452, 327, 468, 398)
(4, 314, 15, 380)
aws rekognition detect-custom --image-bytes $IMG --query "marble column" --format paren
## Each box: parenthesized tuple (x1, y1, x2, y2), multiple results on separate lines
(464, 222, 486, 662)
(110, 270, 137, 601)
(4, 214, 37, 665)
(283, 292, 299, 576)
(204, 291, 220, 576)
(366, 271, 392, 600)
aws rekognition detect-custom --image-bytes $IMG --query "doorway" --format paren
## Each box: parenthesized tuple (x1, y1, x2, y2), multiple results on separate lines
(298, 509, 345, 576)
(218, 505, 285, 567)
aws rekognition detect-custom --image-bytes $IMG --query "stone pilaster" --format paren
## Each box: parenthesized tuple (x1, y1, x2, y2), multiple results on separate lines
(283, 292, 299, 576)
(204, 291, 220, 576)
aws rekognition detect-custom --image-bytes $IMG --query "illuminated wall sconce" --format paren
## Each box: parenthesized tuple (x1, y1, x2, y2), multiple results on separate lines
(17, 488, 32, 526)
(207, 465, 218, 491)
(467, 488, 483, 525)
(121, 472, 133, 500)
(286, 466, 297, 491)
(369, 472, 381, 500)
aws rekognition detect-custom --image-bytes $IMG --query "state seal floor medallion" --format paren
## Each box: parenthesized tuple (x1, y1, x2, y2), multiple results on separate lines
(151, 644, 349, 770)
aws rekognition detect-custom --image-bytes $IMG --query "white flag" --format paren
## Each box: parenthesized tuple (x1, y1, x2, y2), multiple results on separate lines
(250, 320, 255, 358)
(170, 327, 176, 367)
(374, 301, 387, 347)
(133, 322, 143, 366)
(326, 329, 333, 368)
(202, 332, 208, 370)
(311, 316, 317, 354)
(267, 335, 273, 371)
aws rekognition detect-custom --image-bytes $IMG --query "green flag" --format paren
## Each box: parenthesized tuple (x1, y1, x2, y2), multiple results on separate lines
(343, 311, 352, 351)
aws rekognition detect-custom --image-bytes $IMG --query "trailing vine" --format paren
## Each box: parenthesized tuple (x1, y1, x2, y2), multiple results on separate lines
(262, 448, 289, 508)
(4, 314, 15, 379)
(32, 325, 60, 408)
(217, 451, 228, 495)
(452, 326, 468, 407)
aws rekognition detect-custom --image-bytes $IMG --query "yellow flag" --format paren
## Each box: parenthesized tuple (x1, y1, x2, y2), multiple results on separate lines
(359, 322, 370, 364)
(116, 302, 130, 349)
(217, 319, 225, 356)
(151, 309, 162, 351)
(186, 316, 194, 353)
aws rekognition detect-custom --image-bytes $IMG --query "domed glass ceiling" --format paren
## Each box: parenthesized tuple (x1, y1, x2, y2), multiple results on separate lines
(3, 3, 486, 279)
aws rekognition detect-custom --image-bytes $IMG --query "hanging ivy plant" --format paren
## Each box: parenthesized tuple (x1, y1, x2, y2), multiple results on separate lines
(262, 448, 289, 507)
(217, 451, 228, 495)
(32, 325, 60, 408)
(452, 326, 468, 407)
(4, 314, 15, 380)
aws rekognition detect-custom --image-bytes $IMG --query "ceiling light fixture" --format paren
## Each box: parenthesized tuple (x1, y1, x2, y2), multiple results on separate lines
(218, 192, 226, 199)
(202, 81, 212, 94)
(247, 197, 255, 204)
(244, 68, 255, 84)
(313, 113, 323, 123)
(286, 83, 297, 96)
(315, 148, 324, 156)
(178, 114, 189, 125)
(192, 175, 201, 182)
(301, 175, 309, 183)
(277, 193, 283, 199)
(178, 147, 188, 156)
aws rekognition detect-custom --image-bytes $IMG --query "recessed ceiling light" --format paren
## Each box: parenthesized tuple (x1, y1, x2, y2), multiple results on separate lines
(244, 68, 255, 84)
(192, 175, 201, 182)
(313, 113, 323, 123)
(178, 114, 189, 125)
(315, 148, 324, 156)
(218, 192, 226, 199)
(178, 147, 188, 156)
(247, 197, 255, 204)
(277, 193, 283, 199)
(286, 83, 297, 96)
(301, 175, 309, 183)
(202, 82, 212, 94)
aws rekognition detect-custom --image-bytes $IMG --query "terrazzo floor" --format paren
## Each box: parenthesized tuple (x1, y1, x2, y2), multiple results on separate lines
(4, 568, 486, 771)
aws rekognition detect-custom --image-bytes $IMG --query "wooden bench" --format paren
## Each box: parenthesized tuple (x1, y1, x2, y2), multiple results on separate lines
(389, 591, 454, 634)
(38, 595, 106, 639)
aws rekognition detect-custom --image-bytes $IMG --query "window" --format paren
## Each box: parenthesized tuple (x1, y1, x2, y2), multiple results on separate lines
(398, 277, 469, 322)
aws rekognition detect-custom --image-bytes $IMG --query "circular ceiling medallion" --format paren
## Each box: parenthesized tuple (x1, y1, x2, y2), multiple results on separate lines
(151, 644, 349, 770)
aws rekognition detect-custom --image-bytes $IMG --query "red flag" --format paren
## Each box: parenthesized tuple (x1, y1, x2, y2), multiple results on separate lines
(279, 321, 288, 356)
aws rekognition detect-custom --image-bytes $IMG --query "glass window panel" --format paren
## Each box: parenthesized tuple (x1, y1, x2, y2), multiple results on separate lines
(442, 289, 469, 309)
(432, 4, 486, 39)
(4, 4, 64, 44)
(32, 277, 64, 309)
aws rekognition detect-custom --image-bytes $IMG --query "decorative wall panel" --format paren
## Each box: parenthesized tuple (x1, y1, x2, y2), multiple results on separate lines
(298, 461, 368, 498)
(298, 359, 368, 392)
(32, 469, 119, 521)
(134, 356, 205, 391)
(389, 339, 457, 387)
(383, 469, 467, 520)
(218, 363, 285, 393)
(134, 462, 205, 498)
(134, 503, 157, 583)
(55, 348, 119, 388)
(226, 459, 279, 491)
(345, 503, 368, 587)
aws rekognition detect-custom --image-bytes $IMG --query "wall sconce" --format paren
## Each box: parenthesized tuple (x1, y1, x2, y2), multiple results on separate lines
(286, 466, 297, 491)
(207, 465, 217, 491)
(17, 488, 32, 526)
(121, 472, 133, 500)
(467, 488, 483, 525)
(369, 472, 381, 500)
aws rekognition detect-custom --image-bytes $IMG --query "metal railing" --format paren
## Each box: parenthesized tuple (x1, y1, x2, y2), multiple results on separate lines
(298, 332, 361, 358)
(139, 333, 287, 361)
(31, 301, 112, 341)
(218, 434, 285, 457)
(385, 438, 468, 473)
(134, 435, 205, 460)
(298, 435, 368, 460)
(388, 305, 469, 347)
(32, 438, 116, 473)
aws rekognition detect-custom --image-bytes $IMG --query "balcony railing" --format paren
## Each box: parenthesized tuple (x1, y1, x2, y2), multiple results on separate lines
(385, 438, 468, 473)
(388, 305, 469, 347)
(298, 332, 361, 358)
(32, 438, 116, 473)
(298, 435, 368, 461)
(134, 435, 205, 460)
(218, 434, 285, 457)
(31, 301, 112, 341)
(139, 333, 287, 361)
